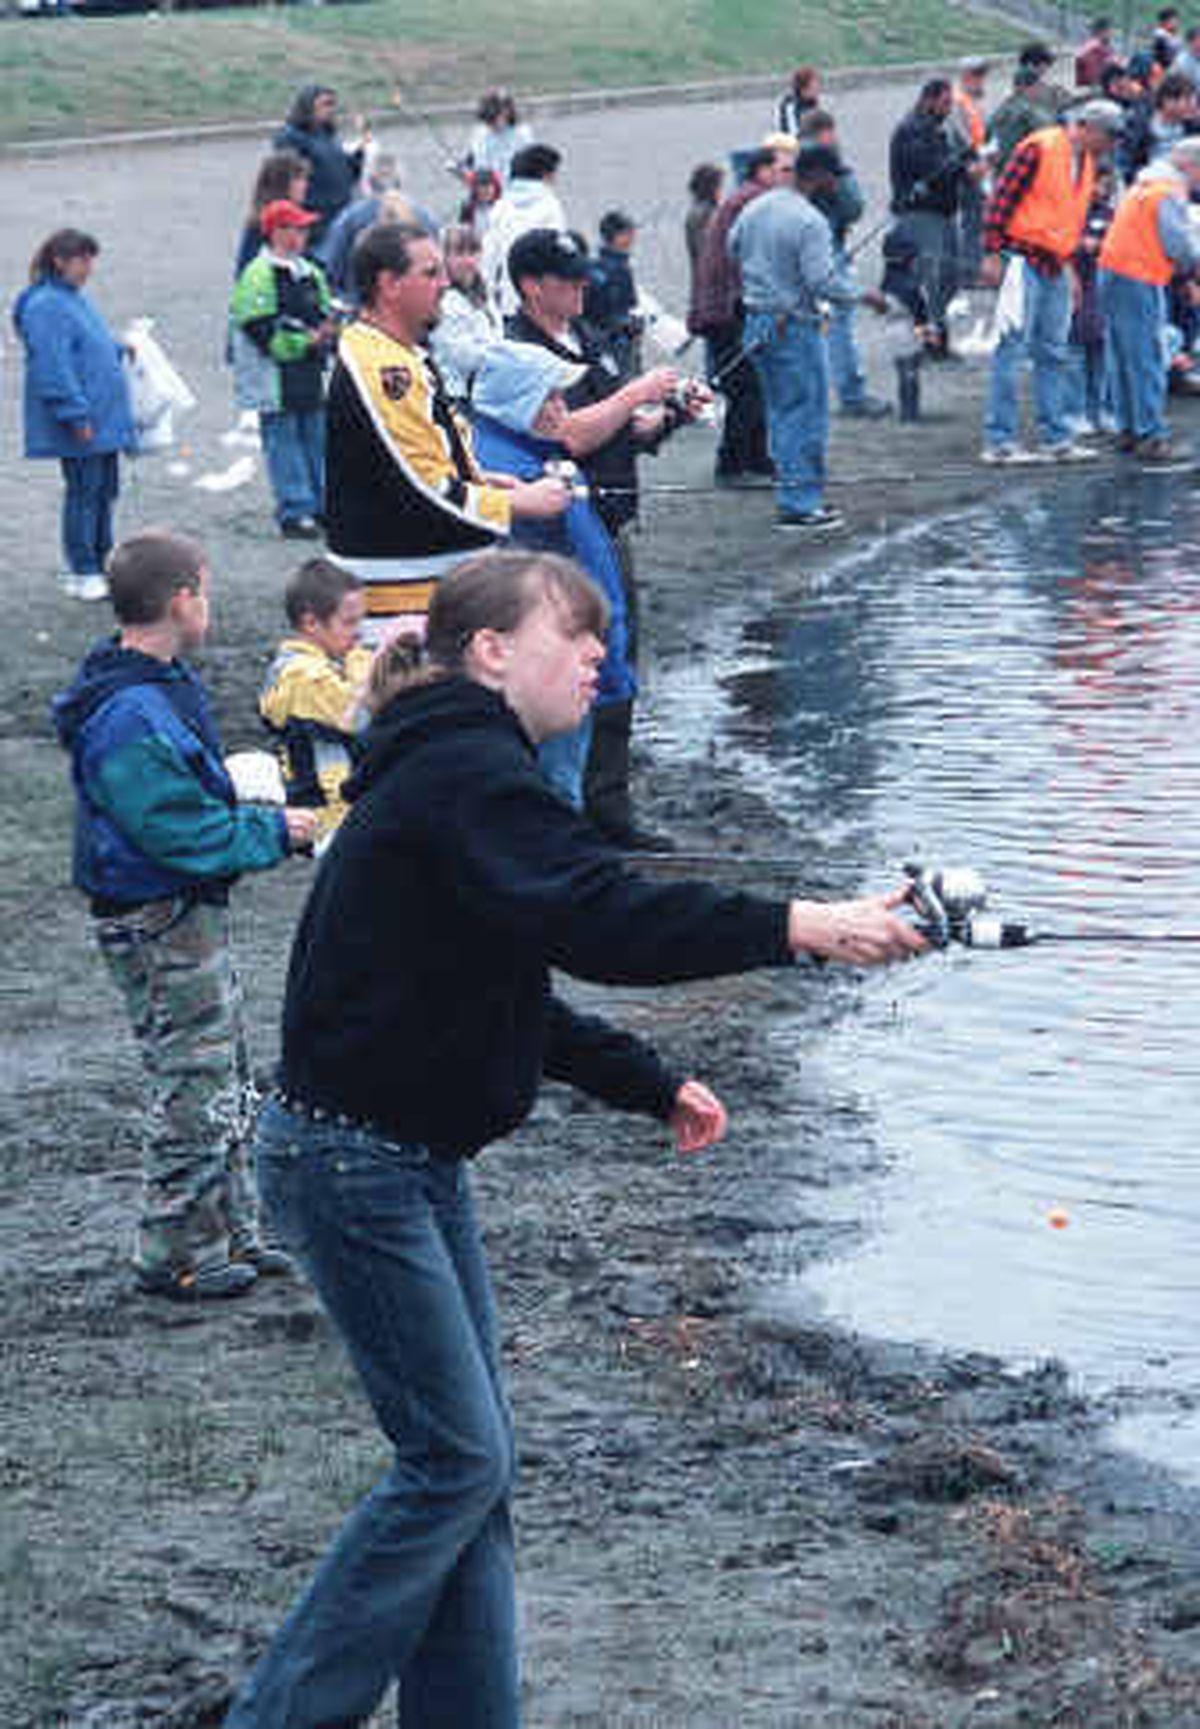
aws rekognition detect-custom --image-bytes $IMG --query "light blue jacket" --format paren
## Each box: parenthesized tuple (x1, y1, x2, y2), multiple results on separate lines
(13, 277, 135, 460)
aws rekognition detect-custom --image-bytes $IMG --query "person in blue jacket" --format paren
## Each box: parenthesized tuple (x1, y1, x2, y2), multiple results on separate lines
(13, 229, 136, 601)
(470, 339, 636, 813)
(53, 530, 319, 1299)
(273, 85, 364, 242)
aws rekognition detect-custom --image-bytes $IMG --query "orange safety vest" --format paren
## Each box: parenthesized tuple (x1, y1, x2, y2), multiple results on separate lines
(954, 88, 986, 150)
(1005, 126, 1095, 261)
(1098, 178, 1178, 285)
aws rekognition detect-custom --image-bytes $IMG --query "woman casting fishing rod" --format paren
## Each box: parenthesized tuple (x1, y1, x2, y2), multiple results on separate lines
(223, 547, 925, 1728)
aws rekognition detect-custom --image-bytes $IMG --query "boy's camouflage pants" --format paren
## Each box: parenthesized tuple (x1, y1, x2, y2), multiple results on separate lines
(95, 895, 260, 1276)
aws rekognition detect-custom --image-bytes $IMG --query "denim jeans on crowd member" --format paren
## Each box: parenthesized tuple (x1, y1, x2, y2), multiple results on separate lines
(60, 449, 119, 574)
(258, 408, 326, 526)
(1099, 270, 1169, 443)
(745, 310, 830, 516)
(906, 210, 959, 328)
(1061, 341, 1108, 434)
(224, 1100, 518, 1729)
(537, 711, 593, 809)
(984, 259, 1072, 452)
(827, 246, 869, 408)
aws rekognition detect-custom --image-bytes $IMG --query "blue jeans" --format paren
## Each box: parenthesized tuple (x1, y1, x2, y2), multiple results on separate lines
(225, 1101, 518, 1729)
(984, 259, 1071, 451)
(745, 311, 829, 516)
(259, 408, 325, 526)
(1099, 269, 1168, 442)
(1061, 341, 1107, 433)
(537, 711, 593, 809)
(60, 450, 119, 574)
(827, 247, 868, 407)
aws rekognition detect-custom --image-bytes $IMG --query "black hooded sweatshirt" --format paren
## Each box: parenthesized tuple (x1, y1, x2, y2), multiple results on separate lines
(280, 677, 793, 1158)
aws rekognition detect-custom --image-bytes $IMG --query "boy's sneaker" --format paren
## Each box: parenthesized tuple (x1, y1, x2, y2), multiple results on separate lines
(775, 505, 846, 534)
(280, 517, 322, 540)
(134, 1257, 258, 1302)
(230, 1239, 295, 1277)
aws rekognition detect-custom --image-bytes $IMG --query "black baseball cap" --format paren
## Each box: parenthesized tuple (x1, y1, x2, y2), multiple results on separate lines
(507, 228, 590, 289)
(793, 143, 842, 179)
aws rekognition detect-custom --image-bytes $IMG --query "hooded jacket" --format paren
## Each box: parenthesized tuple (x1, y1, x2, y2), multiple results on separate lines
(280, 677, 792, 1157)
(480, 178, 568, 315)
(53, 640, 288, 910)
(13, 278, 136, 461)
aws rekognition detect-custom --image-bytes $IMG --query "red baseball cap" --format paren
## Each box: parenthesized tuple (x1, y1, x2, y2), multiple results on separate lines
(261, 199, 319, 236)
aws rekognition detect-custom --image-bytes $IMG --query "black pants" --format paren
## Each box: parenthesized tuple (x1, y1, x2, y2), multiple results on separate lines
(705, 319, 770, 476)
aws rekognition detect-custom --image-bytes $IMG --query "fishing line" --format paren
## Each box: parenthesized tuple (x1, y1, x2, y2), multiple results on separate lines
(590, 452, 1153, 502)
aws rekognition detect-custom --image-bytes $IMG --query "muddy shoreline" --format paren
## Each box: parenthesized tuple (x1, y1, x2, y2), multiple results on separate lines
(5, 91, 1200, 1727)
(7, 396, 1200, 1726)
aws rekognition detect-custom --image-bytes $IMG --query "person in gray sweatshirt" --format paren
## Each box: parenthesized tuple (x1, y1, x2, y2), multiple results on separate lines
(729, 144, 884, 533)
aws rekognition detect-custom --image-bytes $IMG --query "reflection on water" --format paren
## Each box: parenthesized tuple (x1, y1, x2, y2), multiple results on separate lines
(691, 472, 1200, 1470)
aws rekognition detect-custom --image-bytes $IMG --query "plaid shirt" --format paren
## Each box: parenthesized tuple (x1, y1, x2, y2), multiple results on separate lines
(983, 137, 1068, 277)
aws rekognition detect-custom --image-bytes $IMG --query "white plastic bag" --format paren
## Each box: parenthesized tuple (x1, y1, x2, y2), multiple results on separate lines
(224, 750, 286, 806)
(122, 317, 196, 453)
(992, 258, 1026, 343)
(636, 289, 693, 359)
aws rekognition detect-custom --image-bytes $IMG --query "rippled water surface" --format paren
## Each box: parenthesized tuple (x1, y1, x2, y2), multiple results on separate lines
(660, 473, 1200, 1476)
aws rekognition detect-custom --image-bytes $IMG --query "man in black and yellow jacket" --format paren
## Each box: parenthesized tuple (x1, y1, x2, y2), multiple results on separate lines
(324, 221, 567, 642)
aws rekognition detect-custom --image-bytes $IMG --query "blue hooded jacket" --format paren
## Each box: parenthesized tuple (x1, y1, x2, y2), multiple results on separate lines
(53, 640, 288, 908)
(470, 413, 636, 707)
(13, 278, 135, 460)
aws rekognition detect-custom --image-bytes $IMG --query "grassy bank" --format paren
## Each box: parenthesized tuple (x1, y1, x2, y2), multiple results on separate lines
(1, 0, 1027, 144)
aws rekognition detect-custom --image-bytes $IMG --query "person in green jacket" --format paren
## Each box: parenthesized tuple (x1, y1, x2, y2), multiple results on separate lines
(231, 199, 337, 540)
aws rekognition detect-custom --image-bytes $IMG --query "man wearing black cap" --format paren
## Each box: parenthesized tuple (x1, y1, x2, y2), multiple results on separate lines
(728, 144, 885, 534)
(505, 226, 694, 847)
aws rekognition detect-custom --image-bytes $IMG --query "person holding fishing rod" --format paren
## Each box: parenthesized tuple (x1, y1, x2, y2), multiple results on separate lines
(890, 77, 986, 360)
(506, 226, 712, 849)
(689, 141, 795, 487)
(797, 107, 893, 418)
(220, 545, 927, 1729)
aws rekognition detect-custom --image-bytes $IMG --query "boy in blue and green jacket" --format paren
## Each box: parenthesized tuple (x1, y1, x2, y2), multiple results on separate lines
(52, 530, 318, 1299)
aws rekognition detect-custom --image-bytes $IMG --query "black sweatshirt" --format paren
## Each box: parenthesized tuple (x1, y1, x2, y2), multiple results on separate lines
(281, 678, 793, 1157)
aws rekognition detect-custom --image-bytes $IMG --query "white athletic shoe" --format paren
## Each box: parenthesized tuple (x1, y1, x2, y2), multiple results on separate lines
(68, 572, 110, 601)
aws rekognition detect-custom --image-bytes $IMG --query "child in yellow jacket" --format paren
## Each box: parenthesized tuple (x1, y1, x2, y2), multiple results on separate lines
(259, 558, 373, 841)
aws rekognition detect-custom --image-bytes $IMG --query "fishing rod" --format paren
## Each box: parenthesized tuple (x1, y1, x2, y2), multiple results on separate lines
(386, 74, 471, 181)
(626, 858, 1200, 952)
